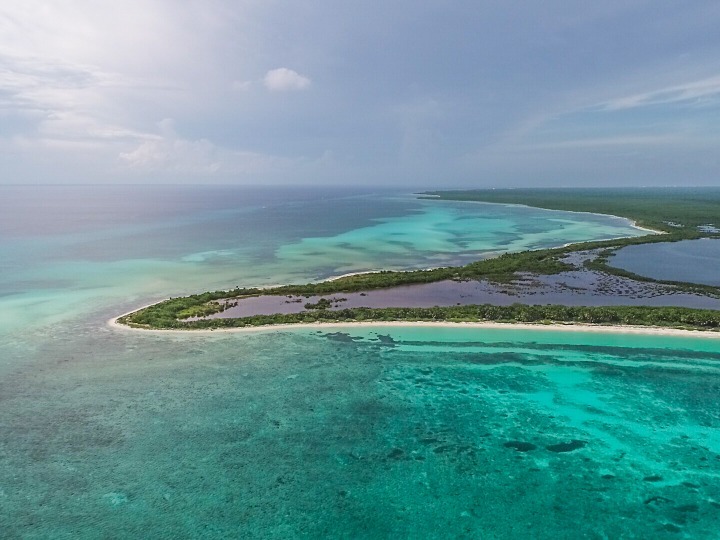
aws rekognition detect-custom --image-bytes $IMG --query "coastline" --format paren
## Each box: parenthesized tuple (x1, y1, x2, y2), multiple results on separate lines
(109, 199, 686, 337)
(326, 269, 383, 281)
(108, 226, 696, 337)
(108, 316, 720, 339)
(630, 221, 665, 235)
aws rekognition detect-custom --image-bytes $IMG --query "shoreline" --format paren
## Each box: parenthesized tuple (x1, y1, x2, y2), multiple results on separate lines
(109, 199, 680, 336)
(108, 316, 720, 339)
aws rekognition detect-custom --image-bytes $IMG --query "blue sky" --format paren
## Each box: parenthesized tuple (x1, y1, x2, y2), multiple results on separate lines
(1, 1, 719, 186)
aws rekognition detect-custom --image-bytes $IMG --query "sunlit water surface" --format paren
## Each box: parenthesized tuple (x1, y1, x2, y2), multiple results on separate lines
(1, 186, 718, 538)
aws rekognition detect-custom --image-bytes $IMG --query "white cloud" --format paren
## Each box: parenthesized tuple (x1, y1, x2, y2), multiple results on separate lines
(601, 75, 720, 110)
(263, 68, 311, 91)
(117, 117, 336, 178)
(3, 1, 720, 186)
(39, 111, 158, 142)
(119, 118, 220, 174)
(119, 138, 221, 173)
(0, 2, 240, 161)
(519, 134, 684, 150)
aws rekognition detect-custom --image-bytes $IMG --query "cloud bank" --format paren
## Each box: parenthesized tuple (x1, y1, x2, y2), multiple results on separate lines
(2, 1, 720, 186)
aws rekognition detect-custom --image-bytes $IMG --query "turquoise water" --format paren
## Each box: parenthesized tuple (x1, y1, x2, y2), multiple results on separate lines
(610, 238, 720, 286)
(0, 186, 643, 352)
(1, 186, 718, 538)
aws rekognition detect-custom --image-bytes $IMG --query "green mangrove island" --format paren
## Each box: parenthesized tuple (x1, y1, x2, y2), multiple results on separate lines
(117, 188, 720, 333)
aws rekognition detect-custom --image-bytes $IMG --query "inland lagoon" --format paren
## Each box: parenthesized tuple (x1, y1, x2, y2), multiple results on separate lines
(2, 186, 720, 538)
(195, 269, 720, 320)
(608, 238, 720, 287)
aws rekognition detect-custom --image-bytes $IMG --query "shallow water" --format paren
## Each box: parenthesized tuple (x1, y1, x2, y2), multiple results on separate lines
(0, 187, 642, 340)
(3, 326, 720, 538)
(1, 186, 716, 538)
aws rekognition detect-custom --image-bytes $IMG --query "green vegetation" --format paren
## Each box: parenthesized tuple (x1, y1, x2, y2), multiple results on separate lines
(423, 187, 720, 233)
(305, 297, 346, 310)
(122, 232, 719, 329)
(121, 304, 720, 332)
(119, 248, 587, 327)
(117, 188, 720, 332)
(422, 187, 720, 295)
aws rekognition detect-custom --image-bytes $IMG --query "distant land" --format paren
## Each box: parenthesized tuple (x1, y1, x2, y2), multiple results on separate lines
(116, 188, 720, 334)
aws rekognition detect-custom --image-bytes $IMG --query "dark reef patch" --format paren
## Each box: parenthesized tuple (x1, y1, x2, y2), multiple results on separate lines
(644, 474, 663, 482)
(546, 439, 587, 453)
(321, 332, 365, 343)
(504, 441, 537, 452)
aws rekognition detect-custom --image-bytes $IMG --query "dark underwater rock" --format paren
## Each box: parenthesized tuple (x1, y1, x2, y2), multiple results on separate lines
(643, 474, 663, 482)
(546, 439, 587, 453)
(504, 441, 537, 452)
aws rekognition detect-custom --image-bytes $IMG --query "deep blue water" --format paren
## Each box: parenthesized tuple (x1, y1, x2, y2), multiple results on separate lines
(1, 185, 718, 538)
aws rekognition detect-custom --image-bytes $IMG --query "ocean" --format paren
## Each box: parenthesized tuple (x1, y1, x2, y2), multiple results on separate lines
(1, 185, 718, 538)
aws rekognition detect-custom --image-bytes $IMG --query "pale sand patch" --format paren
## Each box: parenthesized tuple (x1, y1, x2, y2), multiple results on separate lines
(108, 317, 720, 339)
(325, 270, 382, 281)
(631, 221, 665, 235)
(559, 221, 662, 248)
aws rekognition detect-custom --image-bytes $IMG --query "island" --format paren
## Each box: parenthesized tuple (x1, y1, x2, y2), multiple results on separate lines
(115, 188, 720, 334)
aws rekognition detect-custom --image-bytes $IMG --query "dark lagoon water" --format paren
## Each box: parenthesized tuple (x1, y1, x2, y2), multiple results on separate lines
(1, 185, 719, 538)
(609, 238, 720, 286)
(207, 273, 720, 319)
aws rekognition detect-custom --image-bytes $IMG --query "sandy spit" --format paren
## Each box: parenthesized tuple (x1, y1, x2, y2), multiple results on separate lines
(108, 317, 720, 339)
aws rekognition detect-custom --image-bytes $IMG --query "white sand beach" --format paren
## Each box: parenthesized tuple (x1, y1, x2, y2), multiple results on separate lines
(108, 315, 720, 339)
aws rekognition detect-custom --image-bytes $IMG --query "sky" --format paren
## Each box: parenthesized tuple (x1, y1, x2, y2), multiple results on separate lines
(1, 1, 720, 187)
